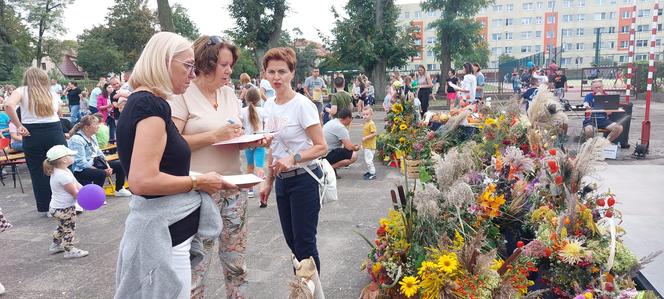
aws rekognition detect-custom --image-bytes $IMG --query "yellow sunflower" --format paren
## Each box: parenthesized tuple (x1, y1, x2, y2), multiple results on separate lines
(399, 123, 408, 131)
(436, 252, 459, 274)
(392, 103, 404, 113)
(399, 276, 420, 298)
(399, 137, 407, 144)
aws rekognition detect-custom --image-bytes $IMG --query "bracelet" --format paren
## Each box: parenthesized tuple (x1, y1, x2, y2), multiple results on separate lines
(190, 175, 198, 191)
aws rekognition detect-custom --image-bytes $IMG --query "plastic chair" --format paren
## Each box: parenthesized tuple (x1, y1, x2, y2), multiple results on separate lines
(0, 137, 24, 193)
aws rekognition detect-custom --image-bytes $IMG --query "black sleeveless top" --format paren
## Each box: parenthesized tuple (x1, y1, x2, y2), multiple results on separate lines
(117, 91, 198, 246)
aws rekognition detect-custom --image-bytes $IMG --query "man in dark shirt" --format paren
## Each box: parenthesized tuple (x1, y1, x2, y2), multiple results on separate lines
(553, 69, 568, 100)
(65, 81, 82, 124)
(583, 80, 623, 143)
(109, 77, 129, 143)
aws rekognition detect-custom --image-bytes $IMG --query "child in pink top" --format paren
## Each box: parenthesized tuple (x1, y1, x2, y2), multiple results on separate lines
(96, 83, 113, 122)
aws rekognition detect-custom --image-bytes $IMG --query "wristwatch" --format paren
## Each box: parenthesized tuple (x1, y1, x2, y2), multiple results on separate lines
(190, 175, 199, 191)
(293, 153, 302, 163)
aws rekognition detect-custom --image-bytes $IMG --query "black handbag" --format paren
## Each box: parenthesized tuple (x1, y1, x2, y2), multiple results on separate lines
(92, 156, 108, 169)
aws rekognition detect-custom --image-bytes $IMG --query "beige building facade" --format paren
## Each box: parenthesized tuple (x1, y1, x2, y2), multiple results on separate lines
(397, 0, 663, 73)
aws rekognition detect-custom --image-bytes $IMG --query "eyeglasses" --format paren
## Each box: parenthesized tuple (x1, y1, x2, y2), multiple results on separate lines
(174, 59, 196, 75)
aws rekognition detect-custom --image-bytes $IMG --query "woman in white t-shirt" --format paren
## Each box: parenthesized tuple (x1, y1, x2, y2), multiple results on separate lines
(453, 62, 478, 107)
(259, 48, 328, 277)
(5, 67, 67, 216)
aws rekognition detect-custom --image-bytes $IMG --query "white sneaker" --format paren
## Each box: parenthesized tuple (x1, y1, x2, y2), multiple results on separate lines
(247, 190, 255, 198)
(0, 281, 5, 295)
(48, 242, 65, 254)
(64, 247, 89, 259)
(114, 188, 132, 197)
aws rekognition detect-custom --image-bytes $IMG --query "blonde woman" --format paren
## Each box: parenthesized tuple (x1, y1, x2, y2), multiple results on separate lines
(5, 67, 66, 216)
(238, 72, 256, 104)
(114, 32, 235, 299)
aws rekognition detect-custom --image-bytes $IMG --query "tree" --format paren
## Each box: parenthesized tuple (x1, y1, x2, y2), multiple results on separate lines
(77, 27, 124, 78)
(232, 47, 259, 80)
(105, 0, 157, 69)
(172, 4, 200, 40)
(329, 0, 417, 100)
(0, 0, 32, 81)
(294, 44, 319, 84)
(498, 53, 516, 64)
(226, 0, 287, 70)
(156, 0, 174, 32)
(42, 38, 77, 65)
(421, 0, 493, 74)
(13, 0, 74, 66)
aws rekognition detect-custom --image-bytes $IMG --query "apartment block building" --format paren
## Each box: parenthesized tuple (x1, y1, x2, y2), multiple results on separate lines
(397, 0, 663, 72)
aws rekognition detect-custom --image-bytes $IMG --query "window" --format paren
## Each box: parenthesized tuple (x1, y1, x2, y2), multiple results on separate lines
(548, 15, 556, 23)
(576, 43, 585, 50)
(594, 12, 608, 20)
(414, 39, 422, 46)
(535, 45, 542, 52)
(426, 37, 436, 44)
(563, 15, 572, 22)
(492, 33, 503, 41)
(636, 39, 648, 47)
(638, 9, 650, 17)
(608, 26, 616, 33)
(506, 4, 514, 11)
(521, 31, 532, 39)
(619, 55, 627, 63)
(620, 41, 629, 48)
(415, 11, 421, 18)
(493, 5, 502, 11)
(535, 31, 542, 38)
(579, 0, 586, 7)
(548, 0, 556, 8)
(492, 19, 503, 27)
(561, 58, 572, 65)
(426, 64, 435, 71)
(536, 17, 543, 24)
(404, 11, 410, 18)
(522, 17, 532, 25)
(609, 12, 616, 19)
(505, 46, 513, 54)
(576, 28, 584, 36)
(577, 14, 585, 21)
(564, 0, 573, 8)
(523, 2, 534, 10)
(621, 25, 629, 33)
(521, 46, 532, 53)
(563, 43, 573, 50)
(657, 39, 662, 46)
(635, 54, 647, 61)
(622, 11, 630, 19)
(505, 32, 513, 40)
(637, 25, 649, 32)
(505, 18, 513, 26)
(575, 57, 583, 64)
(427, 50, 434, 57)
(562, 29, 573, 37)
(546, 31, 554, 38)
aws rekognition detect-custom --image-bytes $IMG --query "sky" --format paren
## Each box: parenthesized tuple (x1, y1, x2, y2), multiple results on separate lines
(59, 0, 420, 43)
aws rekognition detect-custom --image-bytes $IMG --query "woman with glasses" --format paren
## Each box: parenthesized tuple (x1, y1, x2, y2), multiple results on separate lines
(259, 47, 328, 277)
(168, 35, 266, 299)
(114, 32, 235, 299)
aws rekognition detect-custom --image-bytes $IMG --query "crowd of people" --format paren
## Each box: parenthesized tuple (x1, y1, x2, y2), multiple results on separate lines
(0, 29, 629, 297)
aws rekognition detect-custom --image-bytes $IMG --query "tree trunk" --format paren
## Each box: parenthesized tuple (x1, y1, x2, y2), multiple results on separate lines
(373, 0, 387, 103)
(254, 1, 286, 71)
(36, 18, 45, 68)
(439, 33, 452, 79)
(371, 61, 387, 104)
(156, 0, 174, 32)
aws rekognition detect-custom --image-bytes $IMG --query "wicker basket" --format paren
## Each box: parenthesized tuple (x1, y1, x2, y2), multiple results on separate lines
(402, 159, 421, 179)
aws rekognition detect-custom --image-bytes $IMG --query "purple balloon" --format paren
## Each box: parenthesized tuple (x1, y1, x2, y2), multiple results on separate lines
(77, 184, 106, 211)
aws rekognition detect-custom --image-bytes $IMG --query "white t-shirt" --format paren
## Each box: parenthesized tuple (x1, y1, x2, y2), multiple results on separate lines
(17, 86, 61, 124)
(49, 168, 79, 209)
(260, 79, 275, 99)
(50, 84, 62, 96)
(461, 74, 477, 103)
(263, 93, 320, 166)
(241, 106, 267, 135)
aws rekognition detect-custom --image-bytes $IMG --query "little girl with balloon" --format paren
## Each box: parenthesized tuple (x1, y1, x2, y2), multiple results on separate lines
(43, 145, 102, 259)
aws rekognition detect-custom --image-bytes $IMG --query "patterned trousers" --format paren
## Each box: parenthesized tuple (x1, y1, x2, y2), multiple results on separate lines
(191, 192, 248, 299)
(50, 206, 76, 251)
(0, 207, 12, 233)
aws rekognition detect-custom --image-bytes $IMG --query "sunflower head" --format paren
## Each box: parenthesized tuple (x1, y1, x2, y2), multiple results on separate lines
(399, 276, 420, 298)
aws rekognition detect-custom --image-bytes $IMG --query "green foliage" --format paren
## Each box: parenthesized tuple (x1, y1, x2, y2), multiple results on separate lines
(77, 34, 124, 78)
(105, 0, 157, 69)
(226, 0, 287, 68)
(171, 4, 199, 41)
(42, 38, 77, 65)
(231, 47, 259, 80)
(421, 0, 494, 71)
(0, 1, 36, 80)
(12, 0, 74, 63)
(498, 54, 516, 64)
(329, 0, 416, 73)
(295, 44, 319, 84)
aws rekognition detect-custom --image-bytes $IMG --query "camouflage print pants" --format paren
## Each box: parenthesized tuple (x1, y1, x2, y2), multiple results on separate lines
(50, 206, 76, 251)
(191, 191, 248, 299)
(0, 207, 12, 233)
